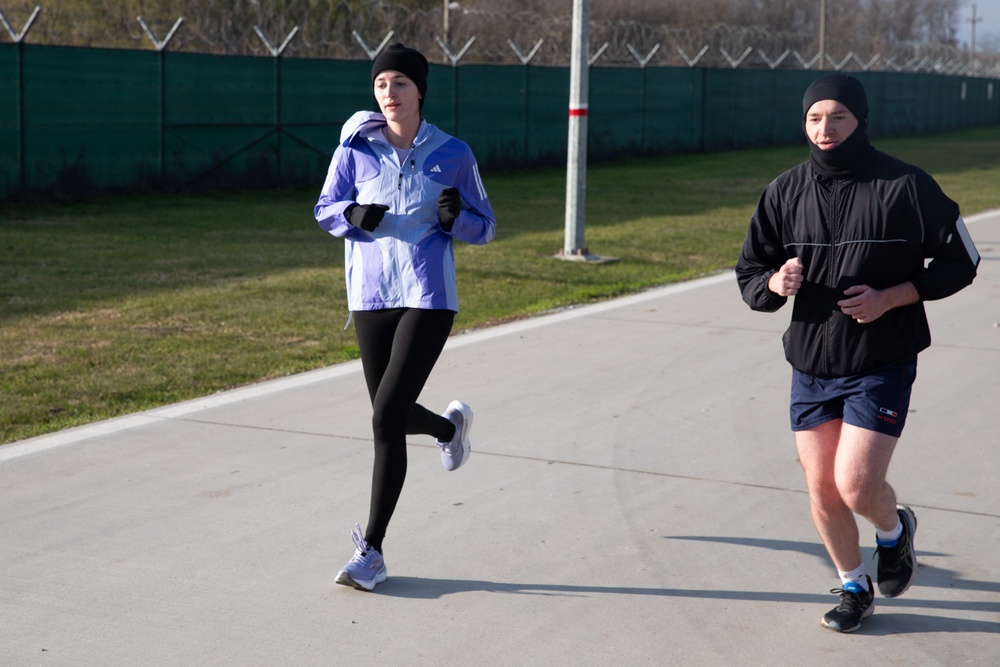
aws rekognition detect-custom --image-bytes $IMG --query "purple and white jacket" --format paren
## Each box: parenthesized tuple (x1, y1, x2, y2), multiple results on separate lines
(314, 110, 496, 313)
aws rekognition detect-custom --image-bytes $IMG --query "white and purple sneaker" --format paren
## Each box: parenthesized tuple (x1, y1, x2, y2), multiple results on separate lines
(335, 523, 387, 591)
(437, 400, 473, 471)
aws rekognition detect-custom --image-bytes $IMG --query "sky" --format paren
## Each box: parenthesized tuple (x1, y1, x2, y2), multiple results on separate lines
(959, 0, 1000, 51)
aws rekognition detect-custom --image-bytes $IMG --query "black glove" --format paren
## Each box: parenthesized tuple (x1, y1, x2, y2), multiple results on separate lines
(348, 203, 389, 232)
(437, 187, 461, 232)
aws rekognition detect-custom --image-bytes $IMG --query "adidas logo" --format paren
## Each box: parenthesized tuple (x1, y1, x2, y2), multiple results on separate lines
(430, 164, 442, 173)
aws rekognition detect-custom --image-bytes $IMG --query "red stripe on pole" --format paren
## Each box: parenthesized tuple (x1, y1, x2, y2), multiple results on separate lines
(569, 108, 588, 116)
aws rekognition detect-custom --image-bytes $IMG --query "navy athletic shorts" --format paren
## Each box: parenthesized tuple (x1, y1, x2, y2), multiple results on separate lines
(789, 356, 918, 438)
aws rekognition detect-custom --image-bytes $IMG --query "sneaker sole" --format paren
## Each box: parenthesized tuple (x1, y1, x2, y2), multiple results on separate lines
(881, 505, 918, 598)
(821, 602, 875, 633)
(335, 568, 386, 592)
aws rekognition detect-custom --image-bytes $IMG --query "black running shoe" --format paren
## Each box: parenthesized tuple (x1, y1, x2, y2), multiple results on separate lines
(821, 575, 875, 633)
(875, 505, 918, 598)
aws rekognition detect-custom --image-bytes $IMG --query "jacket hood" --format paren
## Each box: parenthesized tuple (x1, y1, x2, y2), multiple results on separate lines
(339, 111, 386, 147)
(339, 111, 432, 151)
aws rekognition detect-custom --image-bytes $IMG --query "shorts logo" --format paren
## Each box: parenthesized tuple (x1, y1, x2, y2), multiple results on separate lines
(430, 164, 442, 173)
(878, 406, 899, 425)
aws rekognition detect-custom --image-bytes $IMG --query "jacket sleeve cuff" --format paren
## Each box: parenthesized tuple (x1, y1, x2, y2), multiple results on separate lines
(748, 270, 788, 312)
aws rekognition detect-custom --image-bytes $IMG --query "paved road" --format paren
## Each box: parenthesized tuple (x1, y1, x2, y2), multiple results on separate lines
(2, 211, 998, 666)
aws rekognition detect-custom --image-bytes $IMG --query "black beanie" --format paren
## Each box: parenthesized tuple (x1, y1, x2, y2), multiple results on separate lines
(802, 74, 868, 125)
(372, 43, 428, 99)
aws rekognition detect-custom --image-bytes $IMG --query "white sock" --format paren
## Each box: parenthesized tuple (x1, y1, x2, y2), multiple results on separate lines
(876, 516, 903, 545)
(838, 564, 869, 591)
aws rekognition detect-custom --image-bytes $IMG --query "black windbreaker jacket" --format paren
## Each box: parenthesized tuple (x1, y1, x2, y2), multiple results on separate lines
(736, 150, 980, 378)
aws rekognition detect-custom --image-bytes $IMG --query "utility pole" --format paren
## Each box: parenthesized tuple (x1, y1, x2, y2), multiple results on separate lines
(818, 0, 826, 69)
(443, 0, 454, 64)
(968, 3, 983, 61)
(443, 0, 450, 45)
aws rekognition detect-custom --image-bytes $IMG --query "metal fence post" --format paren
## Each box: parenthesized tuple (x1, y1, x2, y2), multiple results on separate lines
(138, 16, 183, 187)
(1, 5, 41, 196)
(254, 26, 299, 186)
(435, 36, 476, 137)
(508, 39, 543, 167)
(627, 43, 660, 156)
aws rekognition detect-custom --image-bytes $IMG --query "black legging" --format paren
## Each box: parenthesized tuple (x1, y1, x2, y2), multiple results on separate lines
(353, 308, 456, 553)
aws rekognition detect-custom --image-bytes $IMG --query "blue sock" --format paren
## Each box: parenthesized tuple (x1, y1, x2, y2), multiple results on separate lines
(838, 565, 869, 591)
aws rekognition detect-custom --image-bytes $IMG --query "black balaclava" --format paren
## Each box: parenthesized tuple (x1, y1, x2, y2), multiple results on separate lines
(371, 43, 429, 113)
(801, 74, 874, 179)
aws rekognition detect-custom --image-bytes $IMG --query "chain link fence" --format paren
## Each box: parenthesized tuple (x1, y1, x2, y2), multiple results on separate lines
(3, 39, 998, 202)
(2, 3, 999, 201)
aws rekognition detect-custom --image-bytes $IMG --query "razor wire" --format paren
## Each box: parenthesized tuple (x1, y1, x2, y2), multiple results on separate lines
(1, 3, 998, 77)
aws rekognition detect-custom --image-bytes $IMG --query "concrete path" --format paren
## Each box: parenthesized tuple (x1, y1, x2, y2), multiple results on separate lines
(2, 211, 998, 666)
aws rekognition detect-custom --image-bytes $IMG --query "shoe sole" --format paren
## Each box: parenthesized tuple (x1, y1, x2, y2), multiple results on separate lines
(881, 505, 918, 598)
(821, 602, 875, 633)
(335, 568, 387, 592)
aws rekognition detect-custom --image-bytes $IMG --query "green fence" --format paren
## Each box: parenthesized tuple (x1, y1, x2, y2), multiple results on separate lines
(2, 42, 999, 200)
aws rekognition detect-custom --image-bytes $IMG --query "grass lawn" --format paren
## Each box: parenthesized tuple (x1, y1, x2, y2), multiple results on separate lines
(3, 125, 1000, 444)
